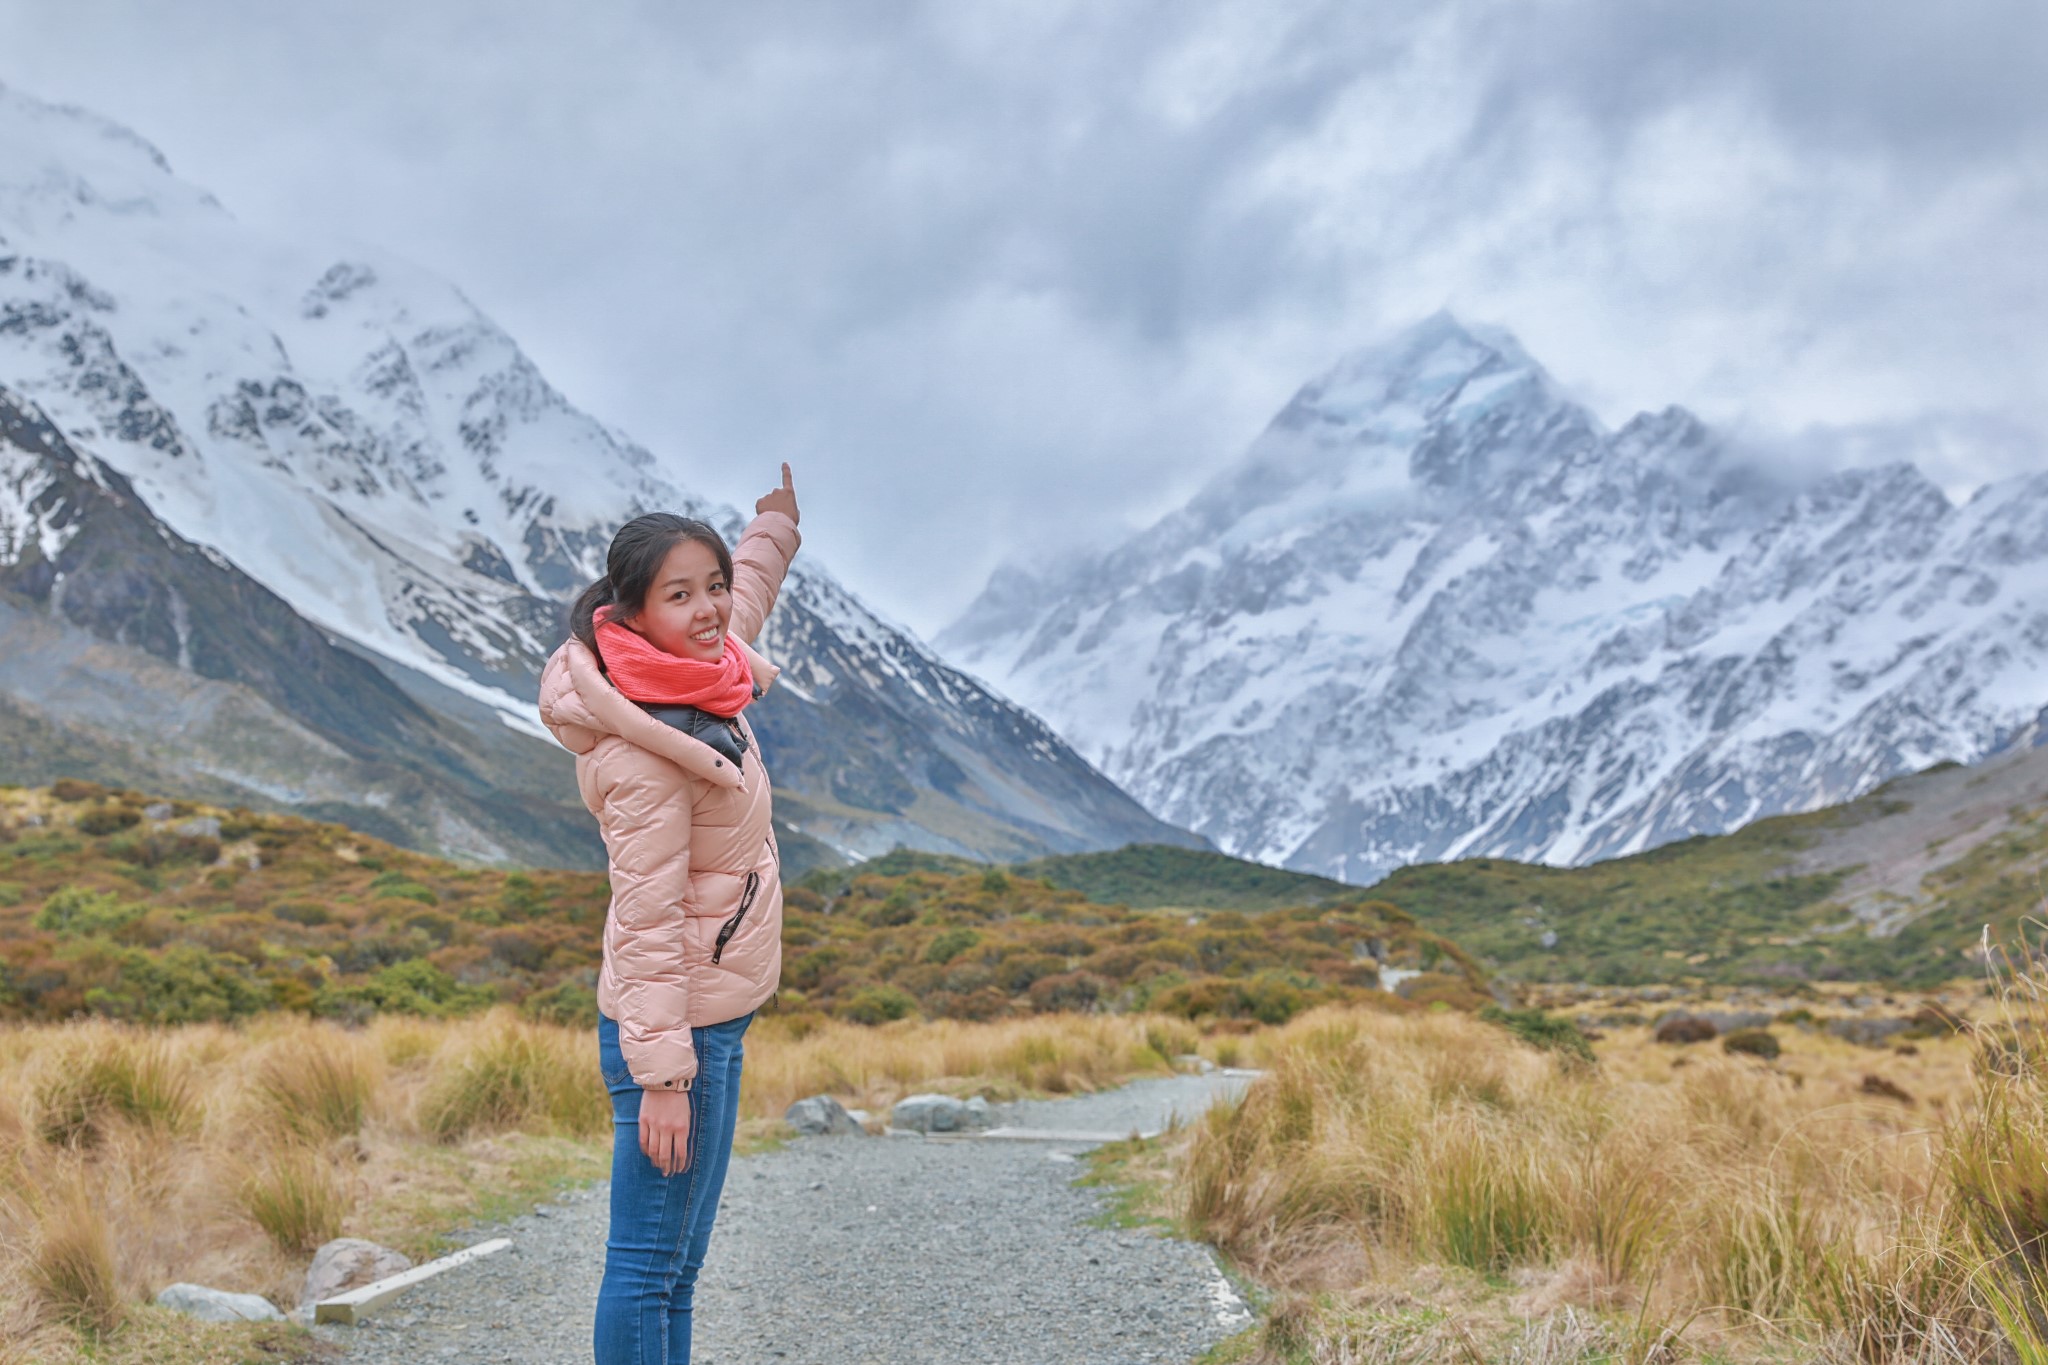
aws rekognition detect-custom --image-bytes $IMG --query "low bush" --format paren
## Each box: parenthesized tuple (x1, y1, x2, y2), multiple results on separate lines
(836, 984, 917, 1025)
(1722, 1028, 1782, 1060)
(521, 978, 600, 1026)
(33, 886, 145, 937)
(1479, 1004, 1596, 1066)
(75, 806, 141, 837)
(1655, 1015, 1717, 1044)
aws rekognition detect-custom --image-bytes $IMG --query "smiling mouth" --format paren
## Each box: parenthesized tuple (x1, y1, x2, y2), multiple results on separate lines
(690, 626, 722, 644)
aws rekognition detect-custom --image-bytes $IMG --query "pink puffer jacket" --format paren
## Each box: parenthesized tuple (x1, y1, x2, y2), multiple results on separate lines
(536, 511, 800, 1090)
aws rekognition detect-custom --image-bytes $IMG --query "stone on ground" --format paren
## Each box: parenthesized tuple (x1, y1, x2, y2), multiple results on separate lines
(785, 1094, 868, 1136)
(891, 1093, 992, 1134)
(300, 1238, 413, 1310)
(156, 1282, 284, 1323)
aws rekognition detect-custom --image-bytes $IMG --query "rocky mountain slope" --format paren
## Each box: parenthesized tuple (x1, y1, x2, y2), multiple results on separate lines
(0, 383, 609, 865)
(942, 312, 2048, 883)
(0, 83, 1193, 866)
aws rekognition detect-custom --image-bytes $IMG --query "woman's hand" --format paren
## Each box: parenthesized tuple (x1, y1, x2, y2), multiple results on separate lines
(640, 1086, 694, 1177)
(755, 463, 799, 526)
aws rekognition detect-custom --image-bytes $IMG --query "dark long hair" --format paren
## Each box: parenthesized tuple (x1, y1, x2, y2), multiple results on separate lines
(571, 514, 735, 667)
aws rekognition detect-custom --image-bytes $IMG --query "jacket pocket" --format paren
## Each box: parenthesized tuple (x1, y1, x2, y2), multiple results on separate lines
(711, 870, 761, 965)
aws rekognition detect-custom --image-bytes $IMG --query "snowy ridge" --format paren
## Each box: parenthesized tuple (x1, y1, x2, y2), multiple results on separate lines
(0, 83, 1191, 863)
(941, 313, 2048, 883)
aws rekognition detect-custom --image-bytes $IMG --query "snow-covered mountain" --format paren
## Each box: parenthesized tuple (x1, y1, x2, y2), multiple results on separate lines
(0, 83, 1195, 866)
(941, 312, 2048, 883)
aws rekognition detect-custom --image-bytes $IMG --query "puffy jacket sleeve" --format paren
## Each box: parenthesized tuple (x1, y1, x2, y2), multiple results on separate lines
(728, 510, 800, 645)
(594, 751, 699, 1090)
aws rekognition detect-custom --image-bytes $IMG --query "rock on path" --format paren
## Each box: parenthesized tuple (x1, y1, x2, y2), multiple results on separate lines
(326, 1074, 1255, 1364)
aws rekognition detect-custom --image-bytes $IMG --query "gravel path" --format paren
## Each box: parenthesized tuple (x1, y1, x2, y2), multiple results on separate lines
(325, 1073, 1256, 1364)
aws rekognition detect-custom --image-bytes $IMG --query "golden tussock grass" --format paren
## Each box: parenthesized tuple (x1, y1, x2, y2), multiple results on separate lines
(0, 1005, 1225, 1362)
(738, 1010, 1206, 1116)
(1176, 988, 2046, 1364)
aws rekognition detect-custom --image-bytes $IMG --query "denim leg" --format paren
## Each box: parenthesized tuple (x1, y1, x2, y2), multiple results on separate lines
(592, 1012, 752, 1365)
(664, 1013, 749, 1359)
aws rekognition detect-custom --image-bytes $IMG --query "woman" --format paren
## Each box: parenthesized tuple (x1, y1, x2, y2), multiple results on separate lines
(537, 465, 800, 1364)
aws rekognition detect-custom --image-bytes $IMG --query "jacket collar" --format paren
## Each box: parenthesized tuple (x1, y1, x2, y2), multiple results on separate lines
(559, 637, 780, 790)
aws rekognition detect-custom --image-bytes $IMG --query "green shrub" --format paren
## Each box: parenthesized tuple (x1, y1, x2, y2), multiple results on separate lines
(368, 871, 438, 905)
(35, 886, 146, 936)
(1153, 971, 1313, 1025)
(319, 959, 494, 1018)
(1722, 1029, 1782, 1060)
(924, 927, 982, 965)
(0, 880, 23, 906)
(70, 942, 272, 1022)
(521, 979, 599, 1026)
(50, 778, 105, 802)
(862, 887, 918, 928)
(836, 984, 917, 1025)
(104, 830, 221, 868)
(1480, 1005, 1597, 1066)
(75, 806, 141, 837)
(271, 899, 333, 926)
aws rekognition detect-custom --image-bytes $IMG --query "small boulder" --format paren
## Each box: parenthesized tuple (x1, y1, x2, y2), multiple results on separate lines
(142, 802, 173, 821)
(784, 1095, 867, 1137)
(299, 1238, 412, 1311)
(174, 815, 223, 839)
(889, 1093, 992, 1134)
(156, 1283, 284, 1323)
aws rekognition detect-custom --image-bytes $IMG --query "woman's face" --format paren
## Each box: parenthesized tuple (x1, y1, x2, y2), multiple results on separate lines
(622, 538, 731, 661)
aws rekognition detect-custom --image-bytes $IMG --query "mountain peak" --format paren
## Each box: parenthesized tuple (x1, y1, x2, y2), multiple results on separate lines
(0, 84, 185, 213)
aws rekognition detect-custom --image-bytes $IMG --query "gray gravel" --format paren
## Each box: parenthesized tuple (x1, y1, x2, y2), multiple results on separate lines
(325, 1074, 1256, 1364)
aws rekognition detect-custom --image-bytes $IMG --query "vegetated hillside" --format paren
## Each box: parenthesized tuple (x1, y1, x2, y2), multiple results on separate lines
(0, 784, 1489, 1029)
(1373, 744, 2048, 988)
(1006, 844, 1351, 910)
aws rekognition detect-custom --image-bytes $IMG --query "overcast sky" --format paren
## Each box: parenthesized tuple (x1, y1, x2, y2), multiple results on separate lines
(4, 0, 2045, 635)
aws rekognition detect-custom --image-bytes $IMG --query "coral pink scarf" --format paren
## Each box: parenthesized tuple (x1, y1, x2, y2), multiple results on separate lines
(592, 605, 756, 716)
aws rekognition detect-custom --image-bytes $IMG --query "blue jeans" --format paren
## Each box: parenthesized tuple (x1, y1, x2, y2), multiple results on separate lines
(594, 1010, 752, 1365)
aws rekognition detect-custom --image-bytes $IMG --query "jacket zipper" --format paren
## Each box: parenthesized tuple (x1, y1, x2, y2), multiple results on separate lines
(712, 871, 761, 964)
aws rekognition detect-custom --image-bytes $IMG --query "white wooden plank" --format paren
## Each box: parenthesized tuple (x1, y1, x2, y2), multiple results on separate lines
(968, 1126, 1161, 1143)
(314, 1237, 512, 1325)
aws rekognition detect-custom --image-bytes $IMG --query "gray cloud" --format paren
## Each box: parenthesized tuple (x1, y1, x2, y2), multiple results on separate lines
(1, 0, 2042, 634)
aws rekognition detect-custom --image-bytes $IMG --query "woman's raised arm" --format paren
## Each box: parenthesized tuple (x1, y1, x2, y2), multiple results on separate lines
(728, 463, 801, 644)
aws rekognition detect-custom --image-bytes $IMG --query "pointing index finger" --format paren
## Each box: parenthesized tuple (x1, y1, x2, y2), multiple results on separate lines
(781, 462, 794, 491)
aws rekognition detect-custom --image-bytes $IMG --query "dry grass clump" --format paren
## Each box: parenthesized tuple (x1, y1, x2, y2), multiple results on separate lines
(417, 1016, 609, 1141)
(1180, 1003, 2007, 1361)
(236, 1144, 353, 1254)
(32, 1029, 197, 1148)
(25, 1169, 123, 1337)
(250, 1032, 377, 1141)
